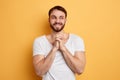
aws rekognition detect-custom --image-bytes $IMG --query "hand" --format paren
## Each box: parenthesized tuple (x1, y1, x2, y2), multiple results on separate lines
(53, 40, 59, 51)
(55, 34, 66, 51)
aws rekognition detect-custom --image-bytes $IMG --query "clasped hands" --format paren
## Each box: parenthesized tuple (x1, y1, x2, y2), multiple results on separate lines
(53, 33, 66, 51)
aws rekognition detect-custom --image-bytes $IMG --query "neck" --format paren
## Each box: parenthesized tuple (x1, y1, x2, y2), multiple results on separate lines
(52, 30, 64, 34)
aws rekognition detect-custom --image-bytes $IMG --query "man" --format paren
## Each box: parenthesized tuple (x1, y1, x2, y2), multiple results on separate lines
(33, 5, 86, 80)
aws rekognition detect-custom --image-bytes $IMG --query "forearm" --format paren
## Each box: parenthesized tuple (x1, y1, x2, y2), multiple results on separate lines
(62, 48, 85, 74)
(35, 48, 57, 76)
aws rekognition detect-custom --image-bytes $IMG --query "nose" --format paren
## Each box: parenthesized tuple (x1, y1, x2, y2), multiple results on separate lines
(56, 18, 60, 23)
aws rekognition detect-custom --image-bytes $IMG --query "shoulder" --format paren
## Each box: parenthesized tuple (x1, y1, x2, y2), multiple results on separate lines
(34, 35, 46, 43)
(70, 33, 84, 41)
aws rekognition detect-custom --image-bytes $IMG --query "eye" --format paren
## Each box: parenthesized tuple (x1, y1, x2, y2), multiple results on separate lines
(50, 15, 56, 19)
(59, 16, 65, 19)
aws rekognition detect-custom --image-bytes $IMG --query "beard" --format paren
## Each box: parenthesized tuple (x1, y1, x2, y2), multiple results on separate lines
(50, 22, 65, 32)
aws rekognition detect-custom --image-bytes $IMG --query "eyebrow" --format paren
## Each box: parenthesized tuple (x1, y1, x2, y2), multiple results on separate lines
(50, 15, 65, 17)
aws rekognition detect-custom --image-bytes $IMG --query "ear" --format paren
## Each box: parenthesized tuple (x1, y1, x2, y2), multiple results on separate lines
(48, 17, 50, 23)
(65, 18, 67, 22)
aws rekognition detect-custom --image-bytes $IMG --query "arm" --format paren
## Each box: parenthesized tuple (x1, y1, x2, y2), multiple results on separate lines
(61, 47, 86, 75)
(33, 41, 59, 77)
(56, 34, 86, 75)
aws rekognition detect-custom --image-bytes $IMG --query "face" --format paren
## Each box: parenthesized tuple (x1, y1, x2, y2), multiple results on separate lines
(49, 9, 66, 32)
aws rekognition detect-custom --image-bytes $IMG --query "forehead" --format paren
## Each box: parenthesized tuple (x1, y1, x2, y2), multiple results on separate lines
(50, 9, 65, 17)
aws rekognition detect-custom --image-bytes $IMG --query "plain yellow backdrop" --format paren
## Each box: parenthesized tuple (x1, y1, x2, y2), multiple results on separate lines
(0, 0, 120, 80)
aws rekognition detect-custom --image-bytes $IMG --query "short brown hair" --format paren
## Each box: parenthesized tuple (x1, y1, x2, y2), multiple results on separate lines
(48, 5, 67, 18)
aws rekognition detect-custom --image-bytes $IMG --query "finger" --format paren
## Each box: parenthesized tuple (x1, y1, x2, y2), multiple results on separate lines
(55, 38, 60, 41)
(55, 36, 63, 40)
(56, 33, 64, 37)
(55, 38, 62, 42)
(53, 40, 59, 49)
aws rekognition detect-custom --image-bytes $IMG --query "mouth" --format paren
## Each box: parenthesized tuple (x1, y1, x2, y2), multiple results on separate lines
(50, 22, 65, 32)
(53, 23, 63, 26)
(54, 24, 62, 27)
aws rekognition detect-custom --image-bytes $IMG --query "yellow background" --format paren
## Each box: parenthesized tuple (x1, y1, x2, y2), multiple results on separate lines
(0, 0, 120, 80)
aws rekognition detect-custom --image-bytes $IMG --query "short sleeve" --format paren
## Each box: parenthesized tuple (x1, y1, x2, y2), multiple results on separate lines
(33, 39, 44, 56)
(74, 37, 85, 52)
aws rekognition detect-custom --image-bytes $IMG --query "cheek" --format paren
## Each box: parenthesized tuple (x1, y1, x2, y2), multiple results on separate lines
(62, 20, 66, 24)
(50, 20, 55, 24)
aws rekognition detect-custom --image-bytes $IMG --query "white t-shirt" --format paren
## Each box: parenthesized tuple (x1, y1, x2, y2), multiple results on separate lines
(33, 34, 85, 80)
